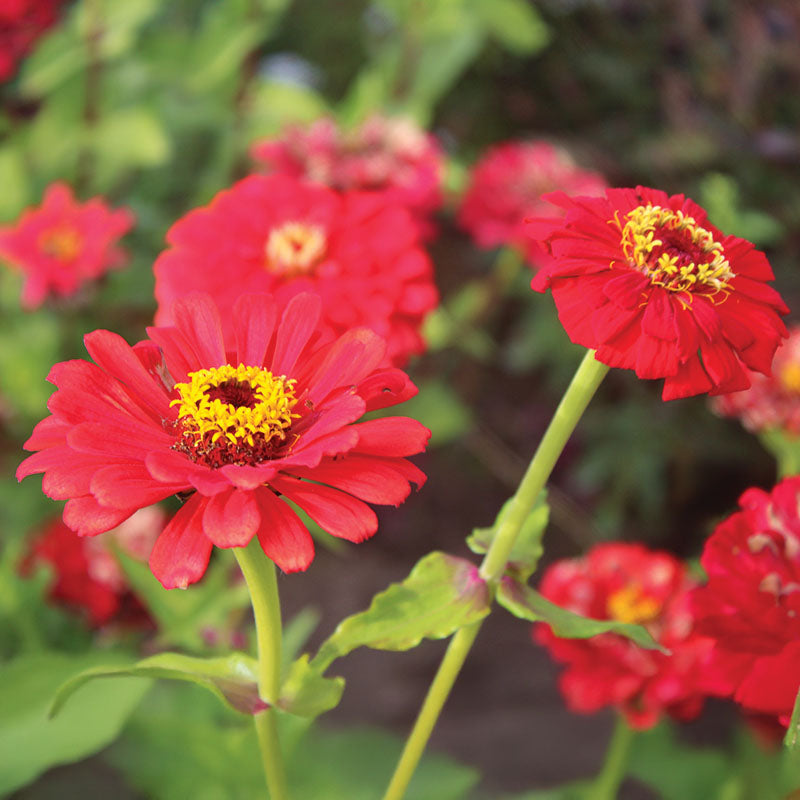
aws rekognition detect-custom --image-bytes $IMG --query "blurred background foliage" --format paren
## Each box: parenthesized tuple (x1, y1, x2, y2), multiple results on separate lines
(3, 0, 800, 797)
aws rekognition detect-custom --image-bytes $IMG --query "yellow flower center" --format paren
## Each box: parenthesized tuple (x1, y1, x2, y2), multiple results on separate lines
(171, 364, 299, 468)
(615, 204, 734, 296)
(38, 226, 82, 262)
(606, 584, 662, 625)
(264, 221, 327, 277)
(780, 362, 800, 394)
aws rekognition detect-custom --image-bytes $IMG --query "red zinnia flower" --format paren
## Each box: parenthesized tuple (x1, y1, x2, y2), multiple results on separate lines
(691, 477, 800, 720)
(153, 174, 438, 366)
(458, 140, 606, 269)
(534, 543, 713, 729)
(250, 114, 444, 225)
(17, 292, 429, 589)
(0, 182, 135, 309)
(22, 507, 163, 627)
(0, 0, 65, 82)
(528, 187, 789, 400)
(711, 324, 800, 435)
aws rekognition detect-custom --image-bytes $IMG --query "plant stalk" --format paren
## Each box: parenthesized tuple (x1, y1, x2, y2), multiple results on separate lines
(235, 538, 290, 800)
(586, 715, 635, 800)
(382, 349, 609, 800)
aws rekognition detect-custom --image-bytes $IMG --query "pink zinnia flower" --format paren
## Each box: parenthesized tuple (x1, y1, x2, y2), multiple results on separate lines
(17, 292, 429, 589)
(250, 115, 443, 225)
(711, 324, 800, 434)
(528, 186, 789, 400)
(535, 543, 713, 729)
(0, 182, 135, 309)
(153, 173, 438, 366)
(458, 140, 606, 269)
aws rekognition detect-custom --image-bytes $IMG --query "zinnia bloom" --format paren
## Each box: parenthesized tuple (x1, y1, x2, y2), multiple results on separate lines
(17, 292, 429, 589)
(22, 507, 163, 627)
(458, 140, 606, 269)
(528, 187, 789, 400)
(0, 0, 65, 82)
(711, 324, 800, 434)
(535, 543, 713, 729)
(691, 477, 800, 720)
(250, 115, 443, 225)
(0, 182, 135, 309)
(153, 174, 438, 366)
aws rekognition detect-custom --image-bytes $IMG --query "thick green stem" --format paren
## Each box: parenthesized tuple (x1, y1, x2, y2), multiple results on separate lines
(383, 349, 609, 800)
(587, 716, 635, 800)
(234, 539, 290, 800)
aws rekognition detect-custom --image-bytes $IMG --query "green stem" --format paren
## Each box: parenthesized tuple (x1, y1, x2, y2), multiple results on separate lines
(586, 716, 635, 800)
(234, 539, 290, 800)
(784, 684, 800, 751)
(383, 349, 609, 800)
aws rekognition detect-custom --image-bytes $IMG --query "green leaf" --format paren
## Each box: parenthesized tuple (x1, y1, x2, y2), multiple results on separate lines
(472, 0, 550, 55)
(51, 652, 264, 717)
(0, 147, 32, 221)
(468, 491, 548, 580)
(312, 552, 490, 672)
(0, 651, 151, 795)
(497, 577, 665, 651)
(279, 654, 344, 718)
(628, 723, 738, 800)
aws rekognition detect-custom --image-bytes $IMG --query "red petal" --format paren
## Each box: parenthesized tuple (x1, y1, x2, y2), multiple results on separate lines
(269, 476, 378, 543)
(171, 293, 227, 367)
(641, 289, 677, 341)
(202, 487, 260, 547)
(255, 489, 315, 572)
(233, 294, 276, 367)
(145, 450, 231, 496)
(63, 496, 136, 536)
(271, 293, 321, 375)
(352, 417, 431, 456)
(359, 368, 418, 412)
(90, 463, 187, 508)
(149, 495, 213, 589)
(735, 641, 800, 715)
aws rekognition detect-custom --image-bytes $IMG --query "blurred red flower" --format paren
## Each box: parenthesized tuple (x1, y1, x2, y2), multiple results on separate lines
(154, 174, 438, 366)
(458, 140, 606, 269)
(0, 0, 64, 82)
(18, 292, 429, 589)
(250, 115, 443, 226)
(711, 324, 800, 434)
(22, 507, 164, 627)
(535, 543, 713, 729)
(691, 477, 800, 720)
(528, 186, 788, 400)
(0, 182, 135, 309)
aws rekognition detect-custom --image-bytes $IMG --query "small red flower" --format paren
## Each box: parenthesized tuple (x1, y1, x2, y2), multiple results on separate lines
(0, 182, 135, 309)
(153, 174, 438, 366)
(22, 507, 164, 627)
(711, 324, 800, 434)
(535, 543, 713, 729)
(0, 0, 65, 82)
(250, 115, 443, 225)
(17, 292, 430, 589)
(459, 141, 606, 269)
(691, 477, 800, 720)
(528, 187, 789, 400)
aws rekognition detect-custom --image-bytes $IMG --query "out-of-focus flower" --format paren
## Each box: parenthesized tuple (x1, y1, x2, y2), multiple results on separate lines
(22, 506, 164, 627)
(17, 292, 430, 590)
(528, 186, 789, 400)
(458, 140, 607, 269)
(0, 182, 135, 309)
(0, 0, 65, 82)
(535, 542, 713, 729)
(711, 324, 800, 434)
(691, 477, 800, 720)
(153, 173, 438, 366)
(250, 115, 444, 225)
